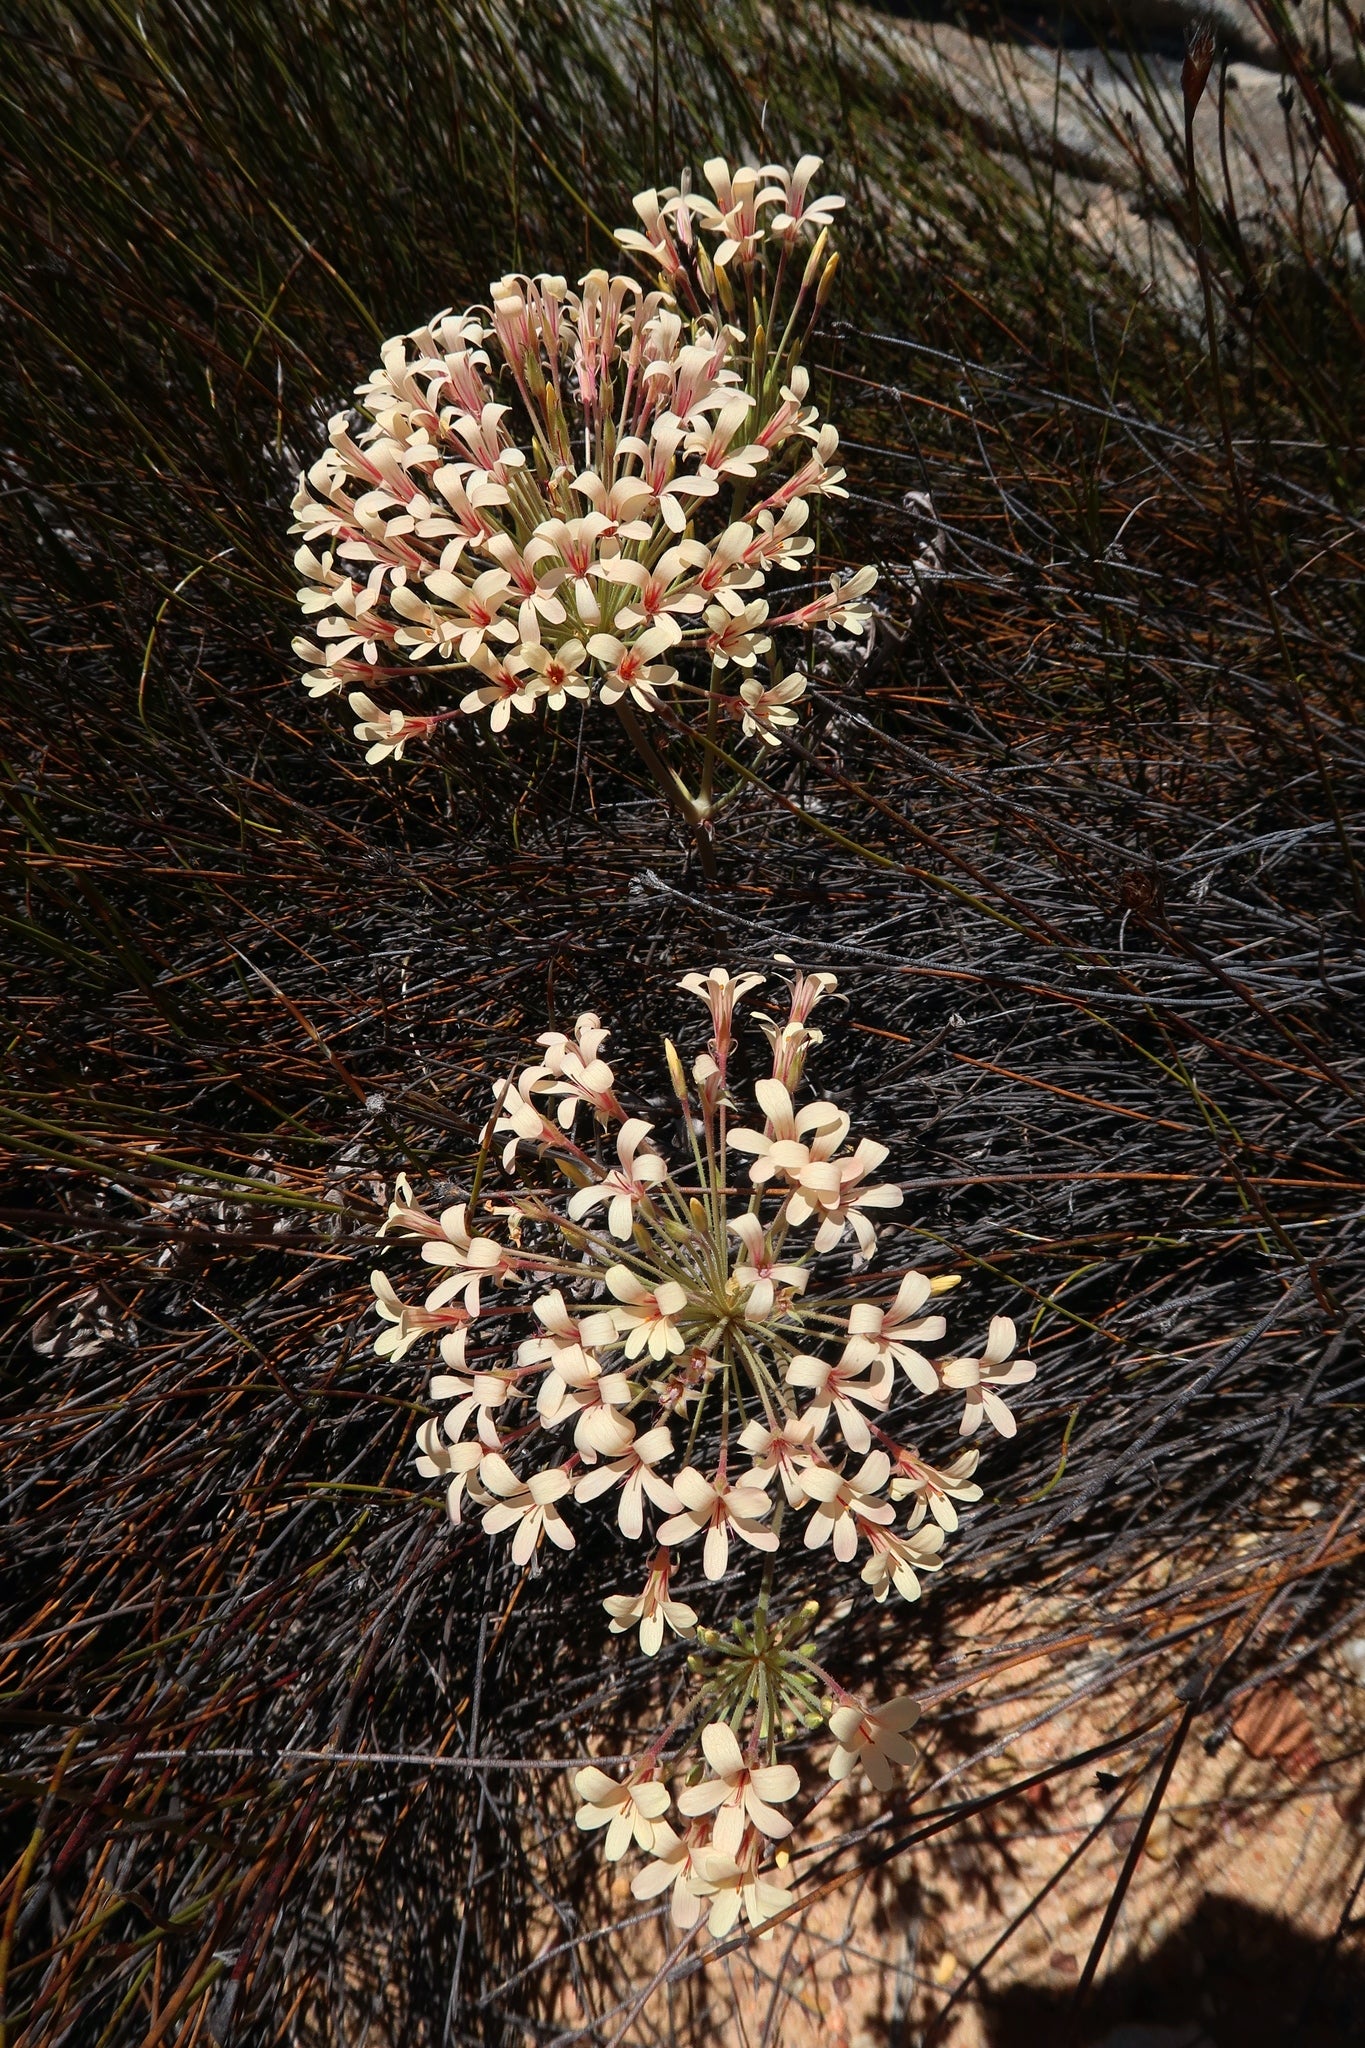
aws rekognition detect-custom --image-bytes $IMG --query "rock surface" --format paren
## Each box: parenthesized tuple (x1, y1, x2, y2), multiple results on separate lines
(867, 6, 1364, 303)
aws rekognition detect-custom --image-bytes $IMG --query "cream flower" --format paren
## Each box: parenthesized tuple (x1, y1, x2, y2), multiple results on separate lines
(369, 1270, 454, 1362)
(606, 1267, 689, 1360)
(657, 1467, 777, 1579)
(679, 965, 765, 1060)
(727, 1075, 849, 1201)
(888, 1446, 982, 1531)
(567, 1118, 667, 1240)
(523, 1013, 624, 1128)
(604, 1547, 697, 1655)
(801, 1450, 896, 1561)
(860, 1514, 947, 1604)
(941, 1317, 1036, 1437)
(809, 1138, 904, 1259)
(519, 1289, 617, 1420)
(585, 625, 679, 710)
(412, 1420, 485, 1525)
(827, 1695, 919, 1792)
(764, 154, 846, 242)
(574, 1426, 680, 1537)
(739, 1411, 817, 1506)
(676, 1722, 800, 1855)
(704, 593, 771, 669)
(457, 647, 543, 732)
(630, 1820, 706, 1928)
(841, 1271, 947, 1394)
(419, 1202, 512, 1315)
(516, 635, 590, 708)
(738, 671, 806, 745)
(690, 1843, 795, 1939)
(574, 1766, 671, 1860)
(786, 1350, 892, 1454)
(726, 1212, 808, 1320)
(347, 693, 434, 764)
(479, 1456, 575, 1565)
(432, 1368, 517, 1449)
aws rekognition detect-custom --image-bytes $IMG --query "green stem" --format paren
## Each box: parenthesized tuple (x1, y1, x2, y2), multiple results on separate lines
(612, 699, 716, 880)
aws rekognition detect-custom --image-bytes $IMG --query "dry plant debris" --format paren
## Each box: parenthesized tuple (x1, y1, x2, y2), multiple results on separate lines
(1, 1, 1363, 2042)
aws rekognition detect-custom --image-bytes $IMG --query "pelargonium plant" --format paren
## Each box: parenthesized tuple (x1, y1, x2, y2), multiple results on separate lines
(290, 157, 875, 870)
(372, 965, 1037, 1940)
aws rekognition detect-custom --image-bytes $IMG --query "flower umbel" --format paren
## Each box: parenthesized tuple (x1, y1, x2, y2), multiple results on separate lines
(371, 963, 1039, 1937)
(289, 160, 912, 865)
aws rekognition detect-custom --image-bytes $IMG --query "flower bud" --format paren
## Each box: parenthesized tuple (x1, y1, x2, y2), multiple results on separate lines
(929, 1272, 962, 1295)
(815, 251, 840, 310)
(664, 1037, 689, 1102)
(801, 227, 829, 294)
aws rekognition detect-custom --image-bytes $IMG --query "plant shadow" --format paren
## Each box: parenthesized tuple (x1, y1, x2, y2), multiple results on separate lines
(979, 1894, 1365, 2048)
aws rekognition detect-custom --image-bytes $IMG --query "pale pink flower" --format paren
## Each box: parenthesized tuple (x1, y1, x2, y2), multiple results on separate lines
(490, 1079, 562, 1167)
(524, 1013, 624, 1128)
(676, 1722, 800, 1856)
(569, 466, 656, 540)
(369, 1269, 460, 1362)
(478, 529, 569, 639)
(604, 1547, 697, 1655)
(585, 625, 679, 710)
(738, 1411, 817, 1506)
(737, 671, 806, 745)
(598, 540, 708, 631)
(606, 1267, 689, 1360)
(728, 1076, 850, 1208)
(763, 155, 846, 243)
(759, 421, 848, 509)
(412, 1420, 485, 1525)
(773, 562, 877, 635)
(809, 1138, 905, 1259)
(446, 400, 527, 484)
(726, 1211, 808, 1320)
(525, 512, 613, 622)
(859, 1512, 947, 1604)
(419, 1202, 514, 1315)
(657, 1467, 777, 1580)
(615, 187, 689, 286)
(574, 1766, 671, 1860)
(694, 519, 763, 599)
(704, 592, 771, 669)
(479, 1455, 575, 1565)
(574, 1426, 680, 1537)
(347, 693, 436, 764)
(514, 636, 590, 709)
(563, 1371, 638, 1460)
(414, 564, 519, 658)
(630, 1820, 707, 1929)
(429, 1368, 517, 1448)
(786, 1351, 892, 1454)
(827, 1695, 919, 1793)
(841, 1271, 946, 1394)
(942, 1317, 1036, 1437)
(698, 157, 782, 266)
(888, 1445, 982, 1532)
(684, 396, 769, 488)
(519, 1290, 617, 1417)
(753, 374, 821, 457)
(679, 966, 765, 1067)
(801, 1449, 896, 1562)
(567, 1118, 667, 1239)
(690, 1842, 795, 1939)
(457, 645, 544, 732)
